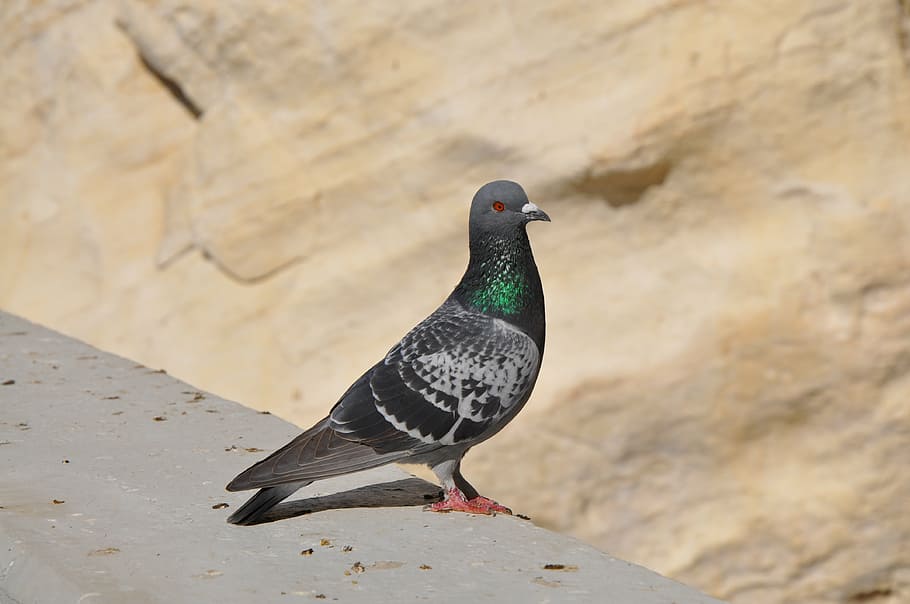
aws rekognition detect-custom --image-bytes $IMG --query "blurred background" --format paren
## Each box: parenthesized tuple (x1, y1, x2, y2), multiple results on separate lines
(2, 1, 910, 602)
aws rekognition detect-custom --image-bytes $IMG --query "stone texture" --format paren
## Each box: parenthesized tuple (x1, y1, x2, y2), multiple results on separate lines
(2, 1, 909, 603)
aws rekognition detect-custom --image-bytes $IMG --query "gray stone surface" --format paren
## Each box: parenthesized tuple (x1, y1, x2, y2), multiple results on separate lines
(0, 311, 725, 603)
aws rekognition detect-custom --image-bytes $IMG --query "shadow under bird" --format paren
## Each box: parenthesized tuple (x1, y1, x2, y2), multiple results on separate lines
(226, 180, 550, 525)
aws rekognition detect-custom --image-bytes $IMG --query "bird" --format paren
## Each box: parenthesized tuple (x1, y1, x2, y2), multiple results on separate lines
(225, 180, 549, 525)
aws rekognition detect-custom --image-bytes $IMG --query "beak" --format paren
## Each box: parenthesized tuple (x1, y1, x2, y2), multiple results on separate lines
(521, 201, 551, 222)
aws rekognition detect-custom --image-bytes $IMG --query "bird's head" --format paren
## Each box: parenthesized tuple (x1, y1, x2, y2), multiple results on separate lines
(469, 180, 550, 235)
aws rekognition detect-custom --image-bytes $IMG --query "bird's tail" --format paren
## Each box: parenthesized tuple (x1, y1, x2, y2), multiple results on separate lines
(226, 482, 308, 525)
(225, 418, 410, 524)
(226, 418, 408, 492)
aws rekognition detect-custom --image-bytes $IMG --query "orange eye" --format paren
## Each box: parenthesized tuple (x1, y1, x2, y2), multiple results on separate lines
(492, 201, 505, 212)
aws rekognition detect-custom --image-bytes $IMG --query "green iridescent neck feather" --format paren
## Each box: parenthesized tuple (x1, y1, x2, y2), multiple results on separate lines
(469, 271, 528, 315)
(460, 231, 539, 317)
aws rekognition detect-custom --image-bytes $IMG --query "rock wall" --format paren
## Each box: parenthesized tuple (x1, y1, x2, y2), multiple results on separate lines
(2, 2, 909, 602)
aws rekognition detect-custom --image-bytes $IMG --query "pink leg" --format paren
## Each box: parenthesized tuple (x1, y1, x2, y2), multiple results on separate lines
(426, 488, 512, 515)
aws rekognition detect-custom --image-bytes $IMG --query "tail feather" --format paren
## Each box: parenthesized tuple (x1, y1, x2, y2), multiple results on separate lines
(226, 483, 305, 525)
(226, 418, 409, 493)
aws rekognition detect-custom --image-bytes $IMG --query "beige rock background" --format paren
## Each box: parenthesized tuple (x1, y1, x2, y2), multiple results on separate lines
(2, 1, 910, 602)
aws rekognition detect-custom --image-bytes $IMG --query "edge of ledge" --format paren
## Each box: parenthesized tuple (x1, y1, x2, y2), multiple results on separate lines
(0, 311, 726, 603)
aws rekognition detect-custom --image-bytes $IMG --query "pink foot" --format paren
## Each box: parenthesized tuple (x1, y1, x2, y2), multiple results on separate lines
(426, 488, 512, 515)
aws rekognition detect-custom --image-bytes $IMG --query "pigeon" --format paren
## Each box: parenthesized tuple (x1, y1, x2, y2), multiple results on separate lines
(226, 180, 549, 525)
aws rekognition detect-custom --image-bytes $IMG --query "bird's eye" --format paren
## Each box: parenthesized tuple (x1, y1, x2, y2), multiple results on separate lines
(492, 201, 505, 212)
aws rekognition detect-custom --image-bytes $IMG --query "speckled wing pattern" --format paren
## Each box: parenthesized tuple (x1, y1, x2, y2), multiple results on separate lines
(330, 301, 540, 449)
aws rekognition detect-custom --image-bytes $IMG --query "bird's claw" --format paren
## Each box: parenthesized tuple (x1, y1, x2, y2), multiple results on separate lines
(425, 487, 512, 516)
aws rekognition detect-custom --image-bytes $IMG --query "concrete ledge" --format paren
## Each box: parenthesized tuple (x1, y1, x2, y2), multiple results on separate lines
(0, 312, 725, 603)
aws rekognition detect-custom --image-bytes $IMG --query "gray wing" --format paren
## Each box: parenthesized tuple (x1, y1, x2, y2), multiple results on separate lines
(337, 302, 540, 448)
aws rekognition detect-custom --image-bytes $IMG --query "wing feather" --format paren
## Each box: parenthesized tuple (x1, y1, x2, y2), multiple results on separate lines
(227, 301, 541, 492)
(365, 302, 541, 446)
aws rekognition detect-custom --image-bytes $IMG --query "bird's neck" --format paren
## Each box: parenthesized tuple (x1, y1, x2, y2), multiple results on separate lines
(454, 229, 544, 339)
